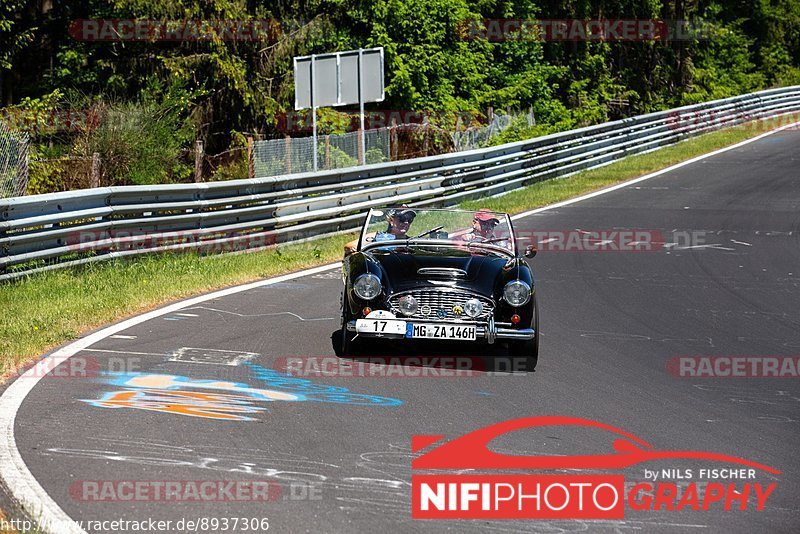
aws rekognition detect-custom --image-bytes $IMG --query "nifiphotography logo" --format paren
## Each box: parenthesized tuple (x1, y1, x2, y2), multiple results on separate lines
(411, 416, 780, 519)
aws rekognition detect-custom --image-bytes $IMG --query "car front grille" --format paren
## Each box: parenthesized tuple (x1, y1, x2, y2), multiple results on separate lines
(388, 289, 494, 321)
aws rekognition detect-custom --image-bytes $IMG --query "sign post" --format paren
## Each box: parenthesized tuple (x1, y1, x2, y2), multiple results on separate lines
(294, 47, 384, 171)
(310, 54, 317, 171)
(358, 48, 366, 165)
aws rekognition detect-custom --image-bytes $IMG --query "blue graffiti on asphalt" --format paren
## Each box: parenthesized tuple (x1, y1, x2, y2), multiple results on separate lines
(83, 362, 402, 421)
(243, 362, 403, 406)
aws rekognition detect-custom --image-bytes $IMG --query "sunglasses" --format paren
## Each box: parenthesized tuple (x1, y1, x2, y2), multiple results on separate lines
(395, 215, 415, 224)
(474, 218, 498, 227)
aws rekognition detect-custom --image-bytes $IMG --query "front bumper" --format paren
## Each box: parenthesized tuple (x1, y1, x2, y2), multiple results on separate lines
(346, 316, 535, 344)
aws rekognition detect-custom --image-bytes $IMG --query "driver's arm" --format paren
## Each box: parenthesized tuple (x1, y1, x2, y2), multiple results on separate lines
(344, 232, 377, 255)
(448, 228, 472, 240)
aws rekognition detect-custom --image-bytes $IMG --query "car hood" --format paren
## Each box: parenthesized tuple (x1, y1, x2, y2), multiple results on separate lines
(366, 246, 511, 295)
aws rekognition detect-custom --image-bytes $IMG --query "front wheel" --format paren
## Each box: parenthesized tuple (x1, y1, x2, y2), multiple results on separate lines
(508, 297, 539, 372)
(340, 304, 356, 357)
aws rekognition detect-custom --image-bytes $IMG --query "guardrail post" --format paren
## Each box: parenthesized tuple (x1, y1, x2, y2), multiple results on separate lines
(247, 136, 254, 179)
(194, 140, 204, 183)
(90, 152, 100, 188)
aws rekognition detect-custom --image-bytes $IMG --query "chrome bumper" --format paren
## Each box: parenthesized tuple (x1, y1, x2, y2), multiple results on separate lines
(346, 316, 535, 344)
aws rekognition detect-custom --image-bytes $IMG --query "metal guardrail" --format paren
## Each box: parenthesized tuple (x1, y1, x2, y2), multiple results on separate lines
(2, 86, 800, 281)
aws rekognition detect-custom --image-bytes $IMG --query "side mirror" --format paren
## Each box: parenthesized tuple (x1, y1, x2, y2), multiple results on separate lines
(524, 245, 537, 258)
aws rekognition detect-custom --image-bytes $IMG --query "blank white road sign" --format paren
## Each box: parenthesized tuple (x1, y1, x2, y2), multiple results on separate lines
(294, 47, 385, 110)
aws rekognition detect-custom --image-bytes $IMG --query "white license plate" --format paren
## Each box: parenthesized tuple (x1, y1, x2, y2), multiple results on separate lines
(410, 323, 477, 341)
(356, 319, 407, 335)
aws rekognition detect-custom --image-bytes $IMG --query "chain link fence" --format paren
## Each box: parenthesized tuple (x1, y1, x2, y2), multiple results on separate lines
(451, 111, 534, 152)
(253, 127, 390, 177)
(0, 120, 30, 198)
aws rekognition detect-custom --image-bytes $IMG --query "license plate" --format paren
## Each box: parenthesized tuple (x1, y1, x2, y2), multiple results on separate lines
(408, 323, 477, 341)
(356, 319, 407, 335)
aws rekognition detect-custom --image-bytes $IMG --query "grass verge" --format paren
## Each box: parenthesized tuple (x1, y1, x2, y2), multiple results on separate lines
(0, 118, 793, 376)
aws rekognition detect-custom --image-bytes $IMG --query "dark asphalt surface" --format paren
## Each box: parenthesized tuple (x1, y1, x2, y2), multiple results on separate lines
(10, 130, 800, 533)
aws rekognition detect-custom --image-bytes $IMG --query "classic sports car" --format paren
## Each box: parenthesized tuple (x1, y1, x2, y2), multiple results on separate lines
(340, 207, 538, 366)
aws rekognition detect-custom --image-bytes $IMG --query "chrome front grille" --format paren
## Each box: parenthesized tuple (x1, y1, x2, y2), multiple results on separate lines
(388, 289, 494, 321)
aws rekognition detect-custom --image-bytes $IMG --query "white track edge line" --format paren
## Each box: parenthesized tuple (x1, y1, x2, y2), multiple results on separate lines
(510, 120, 800, 221)
(0, 263, 337, 533)
(1, 121, 798, 533)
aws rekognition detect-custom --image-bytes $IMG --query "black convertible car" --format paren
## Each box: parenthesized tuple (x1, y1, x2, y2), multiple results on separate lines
(340, 207, 538, 366)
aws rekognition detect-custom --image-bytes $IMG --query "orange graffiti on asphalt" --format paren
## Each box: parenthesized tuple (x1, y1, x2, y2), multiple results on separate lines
(90, 389, 266, 421)
(85, 366, 401, 421)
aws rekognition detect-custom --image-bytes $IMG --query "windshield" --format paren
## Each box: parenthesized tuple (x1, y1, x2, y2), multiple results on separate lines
(359, 208, 514, 254)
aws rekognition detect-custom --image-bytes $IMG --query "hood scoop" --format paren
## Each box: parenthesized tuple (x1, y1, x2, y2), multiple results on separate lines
(417, 267, 467, 279)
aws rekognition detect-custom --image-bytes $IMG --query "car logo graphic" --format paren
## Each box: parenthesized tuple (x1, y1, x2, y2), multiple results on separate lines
(452, 305, 464, 316)
(412, 416, 781, 473)
(436, 309, 447, 319)
(420, 305, 431, 316)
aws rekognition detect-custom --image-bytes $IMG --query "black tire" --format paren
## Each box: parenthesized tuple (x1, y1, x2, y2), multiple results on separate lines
(340, 306, 355, 357)
(508, 296, 539, 372)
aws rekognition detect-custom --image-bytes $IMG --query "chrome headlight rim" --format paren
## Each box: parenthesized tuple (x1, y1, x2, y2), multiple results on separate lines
(463, 298, 484, 318)
(503, 280, 531, 307)
(353, 273, 382, 300)
(398, 295, 419, 316)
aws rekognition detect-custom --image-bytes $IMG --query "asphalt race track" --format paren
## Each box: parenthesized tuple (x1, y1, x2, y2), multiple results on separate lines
(3, 130, 799, 533)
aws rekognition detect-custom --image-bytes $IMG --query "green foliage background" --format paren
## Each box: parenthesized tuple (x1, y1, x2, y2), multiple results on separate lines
(1, 1, 798, 187)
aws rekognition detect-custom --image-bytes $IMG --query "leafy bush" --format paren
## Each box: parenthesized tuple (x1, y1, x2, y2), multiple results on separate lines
(27, 150, 66, 195)
(325, 145, 358, 169)
(211, 158, 249, 181)
(77, 88, 194, 185)
(365, 147, 388, 164)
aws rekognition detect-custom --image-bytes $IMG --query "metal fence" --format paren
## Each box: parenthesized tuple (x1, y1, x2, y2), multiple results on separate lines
(452, 111, 535, 152)
(0, 120, 29, 198)
(2, 86, 800, 281)
(253, 127, 390, 177)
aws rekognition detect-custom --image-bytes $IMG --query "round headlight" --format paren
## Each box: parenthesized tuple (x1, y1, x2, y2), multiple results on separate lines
(503, 280, 531, 307)
(353, 273, 382, 300)
(398, 295, 418, 316)
(464, 298, 484, 318)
